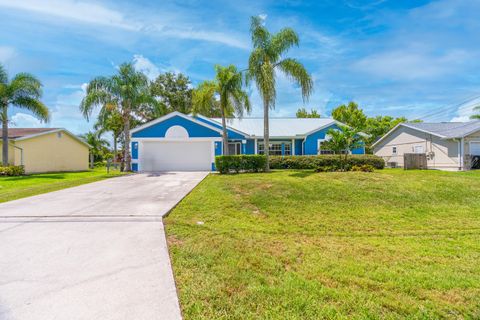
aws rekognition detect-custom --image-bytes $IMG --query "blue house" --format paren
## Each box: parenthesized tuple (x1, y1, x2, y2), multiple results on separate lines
(130, 111, 365, 171)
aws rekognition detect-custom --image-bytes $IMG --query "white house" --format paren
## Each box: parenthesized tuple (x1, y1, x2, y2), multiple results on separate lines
(373, 121, 480, 170)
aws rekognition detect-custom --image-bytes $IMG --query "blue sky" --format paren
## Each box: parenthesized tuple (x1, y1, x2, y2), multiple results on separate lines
(1, 0, 480, 134)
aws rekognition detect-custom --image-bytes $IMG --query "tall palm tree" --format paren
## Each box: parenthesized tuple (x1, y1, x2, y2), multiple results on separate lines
(247, 16, 313, 170)
(0, 64, 50, 166)
(80, 63, 155, 171)
(192, 64, 251, 155)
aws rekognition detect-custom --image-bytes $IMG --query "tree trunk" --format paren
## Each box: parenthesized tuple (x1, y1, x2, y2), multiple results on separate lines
(220, 107, 229, 155)
(263, 97, 270, 172)
(113, 133, 118, 167)
(123, 111, 131, 172)
(2, 107, 8, 166)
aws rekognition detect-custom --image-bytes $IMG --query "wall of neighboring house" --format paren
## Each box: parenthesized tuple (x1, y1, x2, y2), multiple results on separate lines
(0, 142, 16, 165)
(374, 126, 460, 170)
(15, 131, 89, 173)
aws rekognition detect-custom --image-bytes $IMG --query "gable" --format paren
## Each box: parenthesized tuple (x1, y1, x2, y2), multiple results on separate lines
(132, 114, 222, 138)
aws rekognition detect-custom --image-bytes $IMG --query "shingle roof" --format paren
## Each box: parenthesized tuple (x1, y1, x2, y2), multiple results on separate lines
(211, 118, 337, 137)
(1, 128, 59, 139)
(404, 121, 480, 138)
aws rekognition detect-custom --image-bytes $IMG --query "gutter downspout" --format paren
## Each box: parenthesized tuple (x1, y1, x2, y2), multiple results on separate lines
(461, 137, 465, 171)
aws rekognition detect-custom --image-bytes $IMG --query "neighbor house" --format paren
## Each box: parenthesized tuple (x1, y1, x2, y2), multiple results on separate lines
(130, 111, 365, 172)
(373, 121, 480, 171)
(0, 128, 90, 173)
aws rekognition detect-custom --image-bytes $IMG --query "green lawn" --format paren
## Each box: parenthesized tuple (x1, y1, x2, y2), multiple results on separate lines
(165, 169, 480, 319)
(0, 167, 125, 203)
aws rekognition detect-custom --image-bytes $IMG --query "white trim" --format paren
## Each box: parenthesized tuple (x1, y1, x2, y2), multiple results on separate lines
(254, 138, 258, 154)
(468, 140, 480, 155)
(392, 146, 397, 155)
(13, 128, 91, 148)
(130, 111, 224, 135)
(193, 114, 252, 138)
(459, 127, 480, 138)
(303, 120, 369, 138)
(460, 137, 465, 170)
(291, 139, 295, 155)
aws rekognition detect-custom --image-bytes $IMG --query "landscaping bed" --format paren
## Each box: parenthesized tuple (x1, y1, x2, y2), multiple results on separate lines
(165, 169, 480, 319)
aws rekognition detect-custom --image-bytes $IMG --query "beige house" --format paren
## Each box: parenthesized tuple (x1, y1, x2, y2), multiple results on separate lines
(0, 128, 90, 173)
(373, 121, 480, 171)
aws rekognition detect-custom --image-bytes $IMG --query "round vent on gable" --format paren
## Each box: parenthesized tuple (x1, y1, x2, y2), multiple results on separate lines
(165, 125, 189, 138)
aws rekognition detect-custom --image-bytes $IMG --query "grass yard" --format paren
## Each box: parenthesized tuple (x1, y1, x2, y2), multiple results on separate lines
(165, 169, 480, 319)
(0, 167, 125, 203)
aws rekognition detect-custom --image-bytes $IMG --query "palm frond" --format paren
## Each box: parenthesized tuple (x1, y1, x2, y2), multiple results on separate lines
(250, 16, 270, 49)
(278, 58, 313, 102)
(9, 73, 43, 100)
(270, 28, 299, 58)
(11, 96, 50, 122)
(0, 64, 8, 84)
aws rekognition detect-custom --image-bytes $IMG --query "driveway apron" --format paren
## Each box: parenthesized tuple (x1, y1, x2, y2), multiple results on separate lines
(0, 172, 208, 320)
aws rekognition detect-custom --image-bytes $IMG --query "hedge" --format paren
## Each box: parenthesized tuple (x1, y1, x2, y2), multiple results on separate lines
(0, 165, 25, 176)
(269, 155, 385, 170)
(215, 155, 267, 174)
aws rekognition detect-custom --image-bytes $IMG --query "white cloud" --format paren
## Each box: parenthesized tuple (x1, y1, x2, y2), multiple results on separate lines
(0, 0, 248, 49)
(0, 0, 138, 30)
(353, 49, 471, 80)
(451, 97, 480, 122)
(10, 113, 43, 128)
(133, 55, 160, 80)
(0, 46, 16, 63)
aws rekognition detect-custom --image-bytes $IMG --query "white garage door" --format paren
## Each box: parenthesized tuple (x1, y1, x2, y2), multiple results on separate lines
(471, 142, 480, 156)
(140, 141, 212, 171)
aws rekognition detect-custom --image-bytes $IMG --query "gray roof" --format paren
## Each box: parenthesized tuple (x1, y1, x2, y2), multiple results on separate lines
(404, 121, 480, 138)
(211, 118, 337, 137)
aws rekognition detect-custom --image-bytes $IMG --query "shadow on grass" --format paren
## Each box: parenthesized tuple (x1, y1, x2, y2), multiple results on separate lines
(288, 170, 316, 178)
(2, 174, 67, 181)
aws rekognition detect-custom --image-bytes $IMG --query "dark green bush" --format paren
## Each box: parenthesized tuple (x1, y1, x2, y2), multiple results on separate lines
(0, 165, 25, 176)
(215, 155, 267, 174)
(269, 155, 384, 170)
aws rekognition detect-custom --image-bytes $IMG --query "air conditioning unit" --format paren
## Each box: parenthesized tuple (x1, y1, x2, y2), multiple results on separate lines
(387, 162, 398, 168)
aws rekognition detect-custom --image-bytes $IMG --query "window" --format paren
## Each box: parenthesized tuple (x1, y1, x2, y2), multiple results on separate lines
(284, 143, 291, 156)
(414, 145, 424, 153)
(392, 146, 397, 155)
(258, 142, 283, 155)
(57, 132, 62, 138)
(228, 142, 241, 155)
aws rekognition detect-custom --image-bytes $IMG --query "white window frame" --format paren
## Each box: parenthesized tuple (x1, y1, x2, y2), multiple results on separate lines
(469, 141, 480, 156)
(392, 146, 397, 155)
(414, 145, 424, 154)
(228, 142, 242, 155)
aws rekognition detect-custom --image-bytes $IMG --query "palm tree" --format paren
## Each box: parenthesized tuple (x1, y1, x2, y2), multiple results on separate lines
(325, 125, 362, 170)
(80, 63, 155, 171)
(0, 64, 50, 166)
(247, 16, 313, 170)
(79, 131, 110, 163)
(192, 64, 251, 155)
(94, 108, 123, 166)
(470, 106, 480, 120)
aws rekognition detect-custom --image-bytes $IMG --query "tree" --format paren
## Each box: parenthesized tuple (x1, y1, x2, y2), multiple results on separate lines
(323, 125, 362, 169)
(94, 107, 123, 165)
(331, 101, 367, 130)
(147, 72, 193, 120)
(79, 131, 110, 162)
(470, 106, 480, 120)
(247, 16, 313, 170)
(192, 64, 251, 155)
(0, 64, 50, 166)
(296, 107, 320, 118)
(80, 63, 155, 171)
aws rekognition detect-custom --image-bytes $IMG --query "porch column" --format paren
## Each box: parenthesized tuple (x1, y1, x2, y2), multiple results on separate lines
(242, 140, 246, 154)
(254, 138, 258, 154)
(292, 139, 295, 155)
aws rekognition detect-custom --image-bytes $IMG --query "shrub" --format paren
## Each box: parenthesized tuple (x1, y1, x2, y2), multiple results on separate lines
(351, 164, 375, 172)
(0, 165, 25, 176)
(215, 155, 267, 174)
(269, 155, 384, 170)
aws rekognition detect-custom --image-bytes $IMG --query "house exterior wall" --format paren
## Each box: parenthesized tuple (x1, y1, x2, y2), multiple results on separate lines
(374, 126, 460, 170)
(132, 115, 222, 138)
(0, 142, 16, 165)
(464, 131, 480, 156)
(15, 132, 89, 173)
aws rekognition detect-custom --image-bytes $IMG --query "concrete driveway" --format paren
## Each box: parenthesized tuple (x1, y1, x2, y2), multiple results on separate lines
(0, 171, 208, 320)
